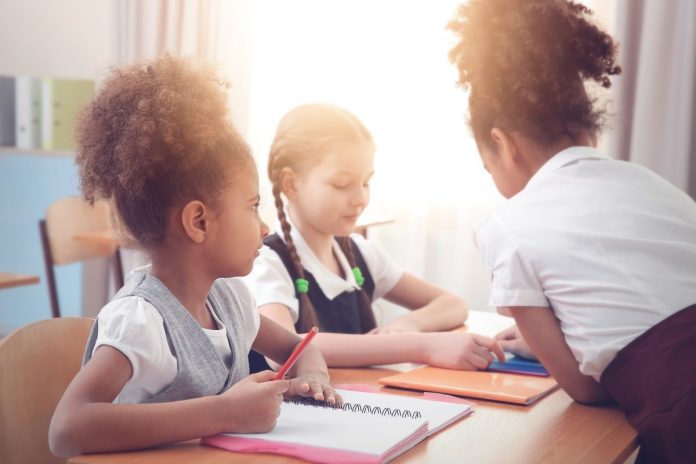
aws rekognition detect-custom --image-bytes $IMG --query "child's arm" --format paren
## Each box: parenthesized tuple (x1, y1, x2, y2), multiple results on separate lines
(259, 303, 504, 369)
(252, 315, 338, 403)
(49, 345, 288, 457)
(505, 306, 612, 405)
(375, 273, 468, 333)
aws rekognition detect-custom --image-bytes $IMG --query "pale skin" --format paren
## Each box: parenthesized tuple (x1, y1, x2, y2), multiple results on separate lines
(480, 127, 610, 404)
(262, 140, 505, 369)
(49, 164, 339, 457)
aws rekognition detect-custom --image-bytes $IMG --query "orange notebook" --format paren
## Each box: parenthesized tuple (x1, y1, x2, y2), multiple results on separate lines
(379, 366, 559, 405)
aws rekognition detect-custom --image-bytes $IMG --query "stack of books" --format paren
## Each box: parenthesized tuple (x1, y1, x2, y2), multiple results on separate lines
(0, 75, 94, 150)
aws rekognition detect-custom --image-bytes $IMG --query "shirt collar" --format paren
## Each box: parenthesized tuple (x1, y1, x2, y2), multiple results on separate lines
(525, 146, 610, 189)
(274, 216, 360, 300)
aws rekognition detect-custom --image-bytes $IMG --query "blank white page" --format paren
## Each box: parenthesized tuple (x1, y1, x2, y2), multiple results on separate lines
(220, 389, 432, 457)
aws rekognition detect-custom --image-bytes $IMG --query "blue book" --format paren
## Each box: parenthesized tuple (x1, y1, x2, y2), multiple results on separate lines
(488, 352, 549, 377)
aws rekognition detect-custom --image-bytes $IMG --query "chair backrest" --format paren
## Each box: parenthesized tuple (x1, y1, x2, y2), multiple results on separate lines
(43, 197, 117, 265)
(39, 196, 124, 318)
(0, 317, 94, 464)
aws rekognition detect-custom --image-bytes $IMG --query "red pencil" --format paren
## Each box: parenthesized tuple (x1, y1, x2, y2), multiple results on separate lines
(273, 327, 319, 380)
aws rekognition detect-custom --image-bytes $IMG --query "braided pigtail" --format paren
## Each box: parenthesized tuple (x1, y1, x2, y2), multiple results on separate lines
(337, 236, 377, 333)
(270, 175, 319, 333)
(267, 103, 375, 333)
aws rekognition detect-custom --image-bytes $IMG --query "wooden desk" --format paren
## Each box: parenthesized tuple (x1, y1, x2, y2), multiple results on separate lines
(73, 230, 121, 247)
(68, 313, 638, 464)
(354, 213, 395, 238)
(0, 272, 39, 290)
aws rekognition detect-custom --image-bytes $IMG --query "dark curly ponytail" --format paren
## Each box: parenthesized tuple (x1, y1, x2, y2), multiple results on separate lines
(448, 0, 622, 147)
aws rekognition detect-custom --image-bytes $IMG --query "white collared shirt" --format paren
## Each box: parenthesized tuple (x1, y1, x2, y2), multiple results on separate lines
(475, 146, 696, 379)
(244, 221, 404, 323)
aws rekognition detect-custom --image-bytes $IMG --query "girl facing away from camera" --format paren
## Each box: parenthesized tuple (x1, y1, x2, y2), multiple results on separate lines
(49, 57, 337, 457)
(448, 0, 696, 462)
(244, 102, 505, 372)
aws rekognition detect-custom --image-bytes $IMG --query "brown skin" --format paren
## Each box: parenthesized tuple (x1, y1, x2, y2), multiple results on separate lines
(481, 127, 610, 405)
(448, 0, 621, 407)
(49, 165, 338, 457)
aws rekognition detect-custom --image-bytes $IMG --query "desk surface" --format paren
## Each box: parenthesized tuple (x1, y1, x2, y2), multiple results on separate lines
(68, 313, 638, 464)
(0, 272, 39, 290)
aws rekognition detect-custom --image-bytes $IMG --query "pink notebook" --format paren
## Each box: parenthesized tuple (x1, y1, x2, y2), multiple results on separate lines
(202, 388, 473, 463)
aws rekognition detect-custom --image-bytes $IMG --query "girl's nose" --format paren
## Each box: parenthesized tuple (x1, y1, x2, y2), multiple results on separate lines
(351, 185, 369, 207)
(259, 218, 270, 238)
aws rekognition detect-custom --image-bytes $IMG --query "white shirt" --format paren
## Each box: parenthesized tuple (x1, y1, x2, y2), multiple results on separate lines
(244, 224, 404, 323)
(475, 146, 696, 379)
(92, 278, 260, 403)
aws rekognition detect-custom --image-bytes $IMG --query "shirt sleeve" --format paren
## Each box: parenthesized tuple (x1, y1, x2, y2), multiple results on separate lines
(475, 213, 549, 314)
(93, 296, 177, 400)
(242, 245, 300, 322)
(221, 278, 262, 353)
(350, 233, 405, 300)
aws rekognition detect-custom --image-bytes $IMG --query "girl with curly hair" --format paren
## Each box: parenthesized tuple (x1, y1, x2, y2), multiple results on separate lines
(49, 56, 337, 457)
(449, 1, 696, 462)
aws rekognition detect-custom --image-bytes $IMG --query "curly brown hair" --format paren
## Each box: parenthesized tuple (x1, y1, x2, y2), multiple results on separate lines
(448, 0, 622, 147)
(76, 56, 252, 248)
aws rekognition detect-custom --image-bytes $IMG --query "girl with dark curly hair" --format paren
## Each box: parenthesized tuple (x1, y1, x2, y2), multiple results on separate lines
(48, 56, 338, 457)
(449, 1, 696, 462)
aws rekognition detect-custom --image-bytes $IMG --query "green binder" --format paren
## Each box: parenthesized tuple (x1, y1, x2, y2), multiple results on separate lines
(41, 78, 94, 150)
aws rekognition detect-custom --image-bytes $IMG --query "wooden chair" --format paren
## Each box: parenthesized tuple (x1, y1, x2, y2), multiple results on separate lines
(39, 197, 124, 318)
(0, 317, 94, 464)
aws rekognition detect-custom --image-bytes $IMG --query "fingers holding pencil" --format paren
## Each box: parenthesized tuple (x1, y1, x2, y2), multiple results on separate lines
(277, 327, 341, 405)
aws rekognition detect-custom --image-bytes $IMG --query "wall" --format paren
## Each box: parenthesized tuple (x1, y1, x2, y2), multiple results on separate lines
(0, 0, 115, 78)
(0, 0, 116, 334)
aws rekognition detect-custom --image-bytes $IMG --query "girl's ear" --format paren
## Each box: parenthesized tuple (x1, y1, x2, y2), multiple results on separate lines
(279, 167, 299, 201)
(180, 200, 208, 244)
(490, 127, 519, 164)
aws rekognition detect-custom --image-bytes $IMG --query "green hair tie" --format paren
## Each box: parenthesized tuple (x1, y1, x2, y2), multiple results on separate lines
(352, 267, 365, 287)
(295, 278, 309, 294)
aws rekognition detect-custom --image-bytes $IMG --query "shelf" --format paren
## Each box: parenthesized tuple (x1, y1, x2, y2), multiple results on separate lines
(0, 146, 74, 158)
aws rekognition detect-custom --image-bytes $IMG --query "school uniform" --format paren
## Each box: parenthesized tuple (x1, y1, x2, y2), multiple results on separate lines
(83, 269, 259, 403)
(475, 146, 696, 463)
(244, 222, 403, 372)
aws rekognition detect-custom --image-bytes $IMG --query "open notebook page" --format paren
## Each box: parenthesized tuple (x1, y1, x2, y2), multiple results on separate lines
(204, 389, 472, 463)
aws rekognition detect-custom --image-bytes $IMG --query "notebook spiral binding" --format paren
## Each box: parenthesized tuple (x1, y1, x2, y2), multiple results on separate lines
(287, 397, 422, 419)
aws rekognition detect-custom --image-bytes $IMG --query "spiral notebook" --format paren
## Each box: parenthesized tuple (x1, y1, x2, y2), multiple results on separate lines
(202, 388, 473, 463)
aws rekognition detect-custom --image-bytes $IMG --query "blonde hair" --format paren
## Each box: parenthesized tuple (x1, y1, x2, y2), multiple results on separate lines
(268, 103, 377, 333)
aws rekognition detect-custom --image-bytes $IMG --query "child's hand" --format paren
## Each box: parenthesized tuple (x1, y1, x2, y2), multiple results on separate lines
(368, 316, 420, 334)
(286, 371, 342, 406)
(422, 332, 506, 370)
(219, 370, 289, 433)
(494, 325, 537, 360)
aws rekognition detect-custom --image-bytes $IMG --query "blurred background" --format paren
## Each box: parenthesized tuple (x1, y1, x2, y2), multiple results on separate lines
(0, 0, 694, 335)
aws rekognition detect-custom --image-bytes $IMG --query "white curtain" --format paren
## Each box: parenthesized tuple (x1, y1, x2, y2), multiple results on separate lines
(84, 0, 255, 314)
(608, 0, 696, 197)
(241, 0, 504, 320)
(112, 0, 253, 134)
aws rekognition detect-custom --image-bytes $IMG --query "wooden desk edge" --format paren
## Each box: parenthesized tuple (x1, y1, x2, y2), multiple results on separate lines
(0, 273, 40, 290)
